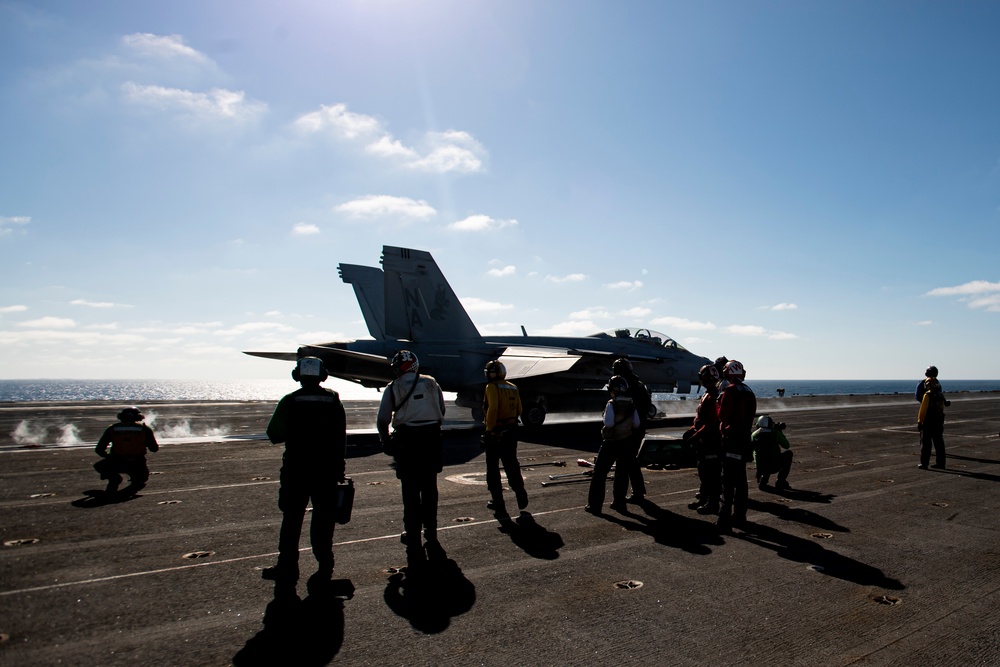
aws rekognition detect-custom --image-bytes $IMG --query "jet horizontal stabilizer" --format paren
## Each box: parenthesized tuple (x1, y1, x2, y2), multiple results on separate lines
(243, 351, 298, 361)
(302, 344, 391, 366)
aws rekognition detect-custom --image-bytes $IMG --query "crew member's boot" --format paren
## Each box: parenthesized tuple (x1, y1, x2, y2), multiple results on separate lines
(699, 497, 720, 515)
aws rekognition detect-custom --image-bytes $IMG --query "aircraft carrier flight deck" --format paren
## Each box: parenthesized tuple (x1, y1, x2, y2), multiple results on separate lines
(2, 393, 999, 666)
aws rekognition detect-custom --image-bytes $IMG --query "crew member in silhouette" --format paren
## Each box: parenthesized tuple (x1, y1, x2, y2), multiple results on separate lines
(716, 360, 756, 531)
(752, 415, 792, 490)
(684, 364, 722, 514)
(377, 350, 447, 564)
(482, 359, 528, 519)
(916, 366, 949, 470)
(585, 375, 640, 514)
(262, 356, 347, 586)
(612, 358, 651, 502)
(94, 406, 158, 497)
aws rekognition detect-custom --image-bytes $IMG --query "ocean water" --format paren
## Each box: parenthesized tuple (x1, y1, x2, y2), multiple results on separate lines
(0, 378, 997, 403)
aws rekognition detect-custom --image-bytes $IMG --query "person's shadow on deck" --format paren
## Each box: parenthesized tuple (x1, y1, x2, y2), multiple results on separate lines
(736, 522, 904, 590)
(383, 546, 475, 634)
(498, 512, 565, 560)
(233, 579, 353, 666)
(598, 499, 724, 555)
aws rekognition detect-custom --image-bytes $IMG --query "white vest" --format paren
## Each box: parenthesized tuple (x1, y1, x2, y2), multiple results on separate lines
(390, 374, 444, 427)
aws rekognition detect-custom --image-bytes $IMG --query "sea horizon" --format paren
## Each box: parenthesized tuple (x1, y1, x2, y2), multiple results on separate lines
(1, 378, 998, 404)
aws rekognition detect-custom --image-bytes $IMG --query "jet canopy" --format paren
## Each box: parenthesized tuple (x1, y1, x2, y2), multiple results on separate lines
(591, 327, 690, 352)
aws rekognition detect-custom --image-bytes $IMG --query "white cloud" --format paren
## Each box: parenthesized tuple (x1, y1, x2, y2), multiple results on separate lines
(335, 195, 436, 221)
(537, 320, 601, 336)
(292, 222, 320, 236)
(487, 265, 516, 277)
(606, 280, 643, 291)
(927, 280, 1000, 312)
(406, 130, 486, 174)
(0, 216, 30, 236)
(570, 308, 610, 321)
(408, 145, 483, 174)
(916, 320, 934, 326)
(1, 305, 28, 313)
(71, 299, 124, 308)
(16, 316, 76, 329)
(769, 303, 798, 311)
(294, 103, 382, 139)
(968, 295, 1000, 311)
(293, 104, 486, 174)
(213, 322, 296, 337)
(0, 329, 145, 346)
(619, 307, 652, 318)
(121, 33, 209, 63)
(122, 82, 267, 123)
(461, 297, 513, 313)
(926, 280, 1000, 296)
(449, 214, 518, 232)
(365, 135, 419, 159)
(725, 324, 798, 340)
(545, 273, 587, 283)
(651, 316, 717, 331)
(726, 325, 767, 336)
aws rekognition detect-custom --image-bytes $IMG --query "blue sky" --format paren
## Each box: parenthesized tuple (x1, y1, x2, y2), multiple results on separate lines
(1, 0, 999, 398)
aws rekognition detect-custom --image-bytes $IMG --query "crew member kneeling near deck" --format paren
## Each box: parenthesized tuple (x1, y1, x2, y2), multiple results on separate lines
(93, 406, 158, 497)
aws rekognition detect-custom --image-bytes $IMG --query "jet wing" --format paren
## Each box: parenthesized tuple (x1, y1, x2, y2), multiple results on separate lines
(497, 346, 584, 380)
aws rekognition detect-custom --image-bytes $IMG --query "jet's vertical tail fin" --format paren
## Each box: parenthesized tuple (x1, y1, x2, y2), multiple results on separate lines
(338, 263, 388, 340)
(381, 246, 482, 341)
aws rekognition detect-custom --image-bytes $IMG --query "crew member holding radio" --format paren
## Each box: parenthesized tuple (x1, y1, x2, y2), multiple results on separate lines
(263, 356, 347, 587)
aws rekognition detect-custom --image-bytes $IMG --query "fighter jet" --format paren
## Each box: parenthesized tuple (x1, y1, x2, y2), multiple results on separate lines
(245, 245, 712, 425)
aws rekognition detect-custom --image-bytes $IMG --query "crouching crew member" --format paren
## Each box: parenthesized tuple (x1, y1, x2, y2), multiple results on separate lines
(482, 359, 528, 518)
(263, 357, 347, 586)
(377, 350, 447, 564)
(716, 360, 756, 531)
(683, 364, 722, 514)
(752, 415, 792, 490)
(612, 358, 651, 502)
(94, 406, 158, 497)
(585, 375, 640, 514)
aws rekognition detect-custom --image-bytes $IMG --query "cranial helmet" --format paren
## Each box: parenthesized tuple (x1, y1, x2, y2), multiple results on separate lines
(391, 350, 419, 376)
(925, 365, 939, 378)
(612, 358, 633, 375)
(484, 359, 507, 380)
(292, 356, 328, 383)
(117, 406, 143, 422)
(608, 375, 629, 393)
(723, 360, 745, 379)
(698, 364, 720, 383)
(756, 415, 773, 429)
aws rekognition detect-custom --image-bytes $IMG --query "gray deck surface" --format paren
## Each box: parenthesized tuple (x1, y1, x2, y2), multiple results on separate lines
(2, 393, 999, 666)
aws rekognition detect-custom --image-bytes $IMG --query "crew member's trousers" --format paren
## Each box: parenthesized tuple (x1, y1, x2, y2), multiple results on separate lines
(276, 465, 336, 575)
(588, 437, 641, 508)
(720, 452, 748, 521)
(756, 449, 793, 485)
(400, 471, 439, 543)
(393, 423, 443, 544)
(697, 451, 722, 502)
(920, 415, 946, 468)
(94, 456, 149, 491)
(485, 430, 526, 503)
